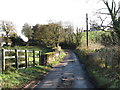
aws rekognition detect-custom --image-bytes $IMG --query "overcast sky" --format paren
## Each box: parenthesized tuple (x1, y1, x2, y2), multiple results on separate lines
(0, 0, 120, 40)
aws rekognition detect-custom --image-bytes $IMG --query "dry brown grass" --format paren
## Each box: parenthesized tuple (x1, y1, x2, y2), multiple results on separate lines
(79, 42, 104, 51)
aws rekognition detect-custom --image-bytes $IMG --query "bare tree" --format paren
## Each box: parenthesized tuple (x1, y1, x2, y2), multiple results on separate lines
(90, 0, 120, 41)
(101, 0, 120, 43)
(73, 28, 82, 46)
(0, 20, 16, 46)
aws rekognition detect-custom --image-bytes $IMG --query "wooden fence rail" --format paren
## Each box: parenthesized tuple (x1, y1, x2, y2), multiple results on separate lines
(1, 49, 44, 73)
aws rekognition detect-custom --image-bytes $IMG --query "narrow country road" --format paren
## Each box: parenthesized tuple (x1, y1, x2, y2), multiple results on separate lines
(33, 50, 93, 89)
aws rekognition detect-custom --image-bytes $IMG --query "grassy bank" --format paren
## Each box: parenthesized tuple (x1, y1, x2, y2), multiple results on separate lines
(48, 51, 66, 66)
(74, 46, 120, 88)
(74, 30, 120, 88)
(1, 66, 51, 88)
(1, 46, 66, 88)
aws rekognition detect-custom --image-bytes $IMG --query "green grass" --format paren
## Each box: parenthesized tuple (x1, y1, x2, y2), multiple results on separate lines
(49, 51, 66, 66)
(87, 67, 119, 88)
(1, 49, 66, 88)
(1, 66, 51, 88)
(81, 31, 111, 40)
(80, 31, 114, 45)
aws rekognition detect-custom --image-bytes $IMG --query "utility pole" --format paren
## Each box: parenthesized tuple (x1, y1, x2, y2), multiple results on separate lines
(86, 13, 89, 47)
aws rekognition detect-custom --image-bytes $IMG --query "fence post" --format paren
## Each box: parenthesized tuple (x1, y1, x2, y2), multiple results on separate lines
(2, 49, 5, 72)
(25, 50, 28, 68)
(33, 50, 35, 66)
(39, 51, 41, 65)
(45, 54, 47, 65)
(15, 49, 19, 69)
(41, 54, 45, 65)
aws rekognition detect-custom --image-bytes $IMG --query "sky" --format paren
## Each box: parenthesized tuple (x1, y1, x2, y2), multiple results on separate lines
(0, 0, 119, 41)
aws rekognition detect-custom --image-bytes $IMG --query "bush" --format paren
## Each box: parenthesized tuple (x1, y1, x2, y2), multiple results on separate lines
(74, 47, 120, 88)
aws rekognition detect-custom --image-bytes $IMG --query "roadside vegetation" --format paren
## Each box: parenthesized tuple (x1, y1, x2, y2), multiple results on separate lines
(74, 30, 120, 88)
(0, 20, 78, 88)
(1, 0, 120, 89)
(1, 46, 66, 88)
(1, 66, 51, 88)
(48, 51, 66, 66)
(1, 22, 120, 88)
(73, 0, 120, 88)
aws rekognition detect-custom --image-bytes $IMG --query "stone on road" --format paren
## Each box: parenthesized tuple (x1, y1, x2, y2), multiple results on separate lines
(33, 50, 93, 89)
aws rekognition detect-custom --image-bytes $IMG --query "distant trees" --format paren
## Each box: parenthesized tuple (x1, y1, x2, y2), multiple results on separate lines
(32, 22, 65, 47)
(64, 25, 74, 44)
(21, 23, 33, 40)
(59, 24, 82, 49)
(0, 20, 82, 48)
(32, 24, 52, 47)
(47, 22, 65, 47)
(31, 22, 82, 48)
(0, 20, 16, 46)
(74, 28, 82, 46)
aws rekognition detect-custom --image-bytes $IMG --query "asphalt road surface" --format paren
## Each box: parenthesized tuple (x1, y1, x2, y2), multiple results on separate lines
(33, 50, 93, 89)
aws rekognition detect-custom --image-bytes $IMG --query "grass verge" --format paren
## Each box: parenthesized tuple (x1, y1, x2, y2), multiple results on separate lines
(49, 51, 66, 66)
(1, 50, 66, 88)
(1, 66, 51, 88)
(74, 48, 120, 88)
